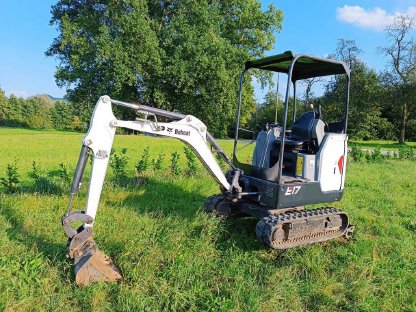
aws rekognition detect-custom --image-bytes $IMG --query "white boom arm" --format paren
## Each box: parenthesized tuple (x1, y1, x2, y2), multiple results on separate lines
(62, 95, 235, 285)
(80, 96, 231, 223)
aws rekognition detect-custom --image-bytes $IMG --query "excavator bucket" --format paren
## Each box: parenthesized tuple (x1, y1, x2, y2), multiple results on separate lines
(72, 238, 122, 286)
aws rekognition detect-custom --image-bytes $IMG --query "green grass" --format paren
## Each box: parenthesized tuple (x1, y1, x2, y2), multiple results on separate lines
(350, 139, 416, 151)
(0, 128, 415, 311)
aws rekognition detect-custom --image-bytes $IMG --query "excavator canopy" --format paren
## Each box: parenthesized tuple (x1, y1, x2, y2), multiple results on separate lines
(244, 51, 350, 81)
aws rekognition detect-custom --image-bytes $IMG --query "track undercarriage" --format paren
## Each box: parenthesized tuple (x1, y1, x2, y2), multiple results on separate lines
(205, 194, 354, 249)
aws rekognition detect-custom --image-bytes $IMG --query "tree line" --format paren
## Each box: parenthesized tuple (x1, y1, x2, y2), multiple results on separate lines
(0, 91, 85, 131)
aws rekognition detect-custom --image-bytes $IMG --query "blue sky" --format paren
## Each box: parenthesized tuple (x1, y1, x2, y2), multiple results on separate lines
(0, 1, 416, 98)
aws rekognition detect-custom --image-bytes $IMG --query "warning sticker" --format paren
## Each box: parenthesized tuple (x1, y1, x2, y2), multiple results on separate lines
(296, 155, 303, 177)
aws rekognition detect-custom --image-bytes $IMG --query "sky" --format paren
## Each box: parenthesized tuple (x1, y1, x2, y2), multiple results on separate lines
(0, 1, 416, 99)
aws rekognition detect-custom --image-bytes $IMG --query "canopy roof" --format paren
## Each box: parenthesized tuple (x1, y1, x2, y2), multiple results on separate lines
(245, 51, 350, 81)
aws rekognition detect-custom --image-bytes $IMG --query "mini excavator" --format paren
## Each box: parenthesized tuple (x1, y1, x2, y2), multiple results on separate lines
(62, 51, 354, 286)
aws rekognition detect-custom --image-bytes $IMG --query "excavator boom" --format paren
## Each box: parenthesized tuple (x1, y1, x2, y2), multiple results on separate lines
(63, 96, 235, 286)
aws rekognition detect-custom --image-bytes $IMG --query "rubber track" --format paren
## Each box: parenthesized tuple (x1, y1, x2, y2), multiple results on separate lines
(256, 207, 348, 249)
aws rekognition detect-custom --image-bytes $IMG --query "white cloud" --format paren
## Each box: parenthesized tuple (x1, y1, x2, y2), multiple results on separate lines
(336, 5, 416, 31)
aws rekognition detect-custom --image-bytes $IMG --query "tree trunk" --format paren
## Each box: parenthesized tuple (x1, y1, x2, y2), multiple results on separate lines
(399, 102, 407, 144)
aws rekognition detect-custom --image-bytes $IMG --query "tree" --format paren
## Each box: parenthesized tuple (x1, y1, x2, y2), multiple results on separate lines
(47, 0, 283, 137)
(380, 15, 416, 143)
(46, 1, 162, 119)
(332, 38, 363, 69)
(51, 100, 74, 130)
(4, 95, 26, 127)
(22, 95, 53, 129)
(299, 77, 323, 105)
(323, 40, 394, 140)
(253, 91, 303, 130)
(70, 115, 85, 131)
(0, 87, 8, 121)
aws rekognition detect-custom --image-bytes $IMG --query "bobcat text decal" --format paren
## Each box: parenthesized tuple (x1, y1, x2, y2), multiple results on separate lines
(175, 129, 190, 136)
(160, 126, 190, 136)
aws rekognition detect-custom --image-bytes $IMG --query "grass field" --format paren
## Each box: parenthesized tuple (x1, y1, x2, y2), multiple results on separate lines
(0, 128, 415, 311)
(349, 139, 416, 151)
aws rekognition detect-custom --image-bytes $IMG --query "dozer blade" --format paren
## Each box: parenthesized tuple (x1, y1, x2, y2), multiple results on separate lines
(72, 238, 122, 286)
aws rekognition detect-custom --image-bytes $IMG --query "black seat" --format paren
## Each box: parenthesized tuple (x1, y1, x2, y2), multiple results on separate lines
(274, 111, 317, 151)
(250, 150, 298, 181)
(291, 111, 317, 141)
(276, 111, 326, 154)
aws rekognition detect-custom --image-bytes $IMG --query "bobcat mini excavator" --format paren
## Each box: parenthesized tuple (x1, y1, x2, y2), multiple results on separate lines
(62, 51, 354, 286)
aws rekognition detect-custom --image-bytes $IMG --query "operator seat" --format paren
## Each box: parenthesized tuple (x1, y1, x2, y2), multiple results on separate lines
(250, 112, 326, 182)
(275, 111, 325, 153)
(292, 111, 317, 141)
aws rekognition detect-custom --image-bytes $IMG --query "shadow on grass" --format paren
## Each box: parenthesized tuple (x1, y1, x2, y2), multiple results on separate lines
(219, 217, 265, 250)
(1, 174, 294, 276)
(111, 176, 208, 220)
(100, 176, 277, 255)
(47, 169, 63, 177)
(109, 177, 278, 254)
(0, 202, 73, 280)
(16, 178, 64, 196)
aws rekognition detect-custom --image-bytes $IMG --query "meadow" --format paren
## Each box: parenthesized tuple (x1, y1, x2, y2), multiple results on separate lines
(349, 140, 416, 152)
(0, 128, 415, 311)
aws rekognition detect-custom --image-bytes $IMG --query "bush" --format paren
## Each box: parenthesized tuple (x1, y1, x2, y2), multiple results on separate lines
(170, 151, 181, 175)
(58, 162, 72, 183)
(29, 161, 61, 194)
(110, 148, 129, 181)
(136, 147, 150, 174)
(69, 116, 87, 132)
(350, 146, 365, 162)
(29, 161, 42, 180)
(151, 152, 165, 171)
(0, 159, 20, 193)
(399, 146, 415, 160)
(184, 147, 197, 176)
(369, 146, 383, 162)
(350, 145, 394, 163)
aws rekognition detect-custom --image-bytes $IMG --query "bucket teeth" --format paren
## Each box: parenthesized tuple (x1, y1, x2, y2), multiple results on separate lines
(72, 238, 122, 286)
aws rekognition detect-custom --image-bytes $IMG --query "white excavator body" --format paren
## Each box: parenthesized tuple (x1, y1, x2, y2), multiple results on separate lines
(62, 51, 354, 286)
